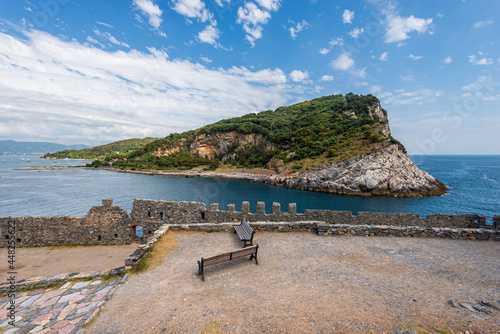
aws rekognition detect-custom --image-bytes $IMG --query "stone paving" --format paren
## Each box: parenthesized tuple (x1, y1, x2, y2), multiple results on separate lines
(0, 274, 128, 334)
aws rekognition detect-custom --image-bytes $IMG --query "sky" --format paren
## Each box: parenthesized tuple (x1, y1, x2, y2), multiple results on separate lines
(0, 0, 498, 154)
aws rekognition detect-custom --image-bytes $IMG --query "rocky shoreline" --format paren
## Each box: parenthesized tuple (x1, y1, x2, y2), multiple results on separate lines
(94, 145, 446, 197)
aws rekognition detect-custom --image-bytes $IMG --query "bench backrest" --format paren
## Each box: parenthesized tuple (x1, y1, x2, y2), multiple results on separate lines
(241, 218, 254, 236)
(202, 245, 258, 267)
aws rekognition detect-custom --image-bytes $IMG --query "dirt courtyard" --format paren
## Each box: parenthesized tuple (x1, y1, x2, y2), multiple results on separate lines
(0, 243, 137, 282)
(79, 232, 500, 334)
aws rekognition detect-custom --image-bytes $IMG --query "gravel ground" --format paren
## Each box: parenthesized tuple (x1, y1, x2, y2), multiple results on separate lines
(81, 232, 500, 334)
(0, 244, 137, 282)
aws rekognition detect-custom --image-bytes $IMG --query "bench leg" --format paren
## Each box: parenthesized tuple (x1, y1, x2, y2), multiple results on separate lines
(198, 260, 205, 281)
(250, 253, 258, 265)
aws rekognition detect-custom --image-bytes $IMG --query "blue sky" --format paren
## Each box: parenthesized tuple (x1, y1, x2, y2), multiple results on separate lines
(0, 0, 498, 154)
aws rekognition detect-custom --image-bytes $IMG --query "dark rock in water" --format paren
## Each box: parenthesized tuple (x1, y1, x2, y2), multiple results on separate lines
(448, 299, 459, 308)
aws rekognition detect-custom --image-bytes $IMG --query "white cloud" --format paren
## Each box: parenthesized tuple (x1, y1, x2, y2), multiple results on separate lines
(468, 54, 493, 65)
(86, 36, 104, 48)
(289, 70, 309, 82)
(342, 9, 354, 24)
(133, 0, 163, 29)
(385, 15, 433, 43)
(319, 37, 343, 56)
(201, 57, 212, 63)
(329, 37, 344, 47)
(483, 95, 499, 101)
(255, 0, 282, 11)
(383, 88, 443, 106)
(224, 67, 287, 84)
(330, 53, 354, 71)
(462, 76, 491, 92)
(408, 54, 423, 61)
(348, 27, 364, 38)
(237, 2, 272, 46)
(93, 28, 130, 48)
(320, 75, 334, 82)
(380, 52, 389, 61)
(472, 20, 494, 29)
(436, 13, 444, 18)
(197, 24, 220, 46)
(351, 67, 367, 78)
(369, 0, 433, 43)
(214, 0, 230, 6)
(400, 74, 414, 81)
(289, 20, 309, 39)
(96, 21, 115, 29)
(0, 29, 299, 145)
(171, 0, 214, 24)
(443, 56, 452, 64)
(369, 85, 382, 94)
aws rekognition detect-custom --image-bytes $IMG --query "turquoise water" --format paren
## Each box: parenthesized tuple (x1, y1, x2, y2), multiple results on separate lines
(0, 155, 498, 219)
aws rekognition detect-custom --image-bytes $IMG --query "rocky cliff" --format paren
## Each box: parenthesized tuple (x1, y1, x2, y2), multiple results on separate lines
(267, 145, 446, 197)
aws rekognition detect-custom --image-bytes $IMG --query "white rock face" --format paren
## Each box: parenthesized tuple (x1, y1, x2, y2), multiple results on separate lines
(268, 145, 447, 197)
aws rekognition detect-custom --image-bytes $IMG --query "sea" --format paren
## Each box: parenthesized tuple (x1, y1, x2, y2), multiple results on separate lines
(0, 155, 498, 222)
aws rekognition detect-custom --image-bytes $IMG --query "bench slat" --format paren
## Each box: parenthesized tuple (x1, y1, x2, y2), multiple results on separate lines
(234, 226, 251, 240)
(234, 219, 255, 247)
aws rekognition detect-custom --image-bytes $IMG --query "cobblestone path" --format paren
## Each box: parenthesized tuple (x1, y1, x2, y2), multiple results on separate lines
(0, 274, 128, 334)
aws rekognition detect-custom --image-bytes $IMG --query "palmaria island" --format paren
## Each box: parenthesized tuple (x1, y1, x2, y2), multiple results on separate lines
(44, 93, 446, 197)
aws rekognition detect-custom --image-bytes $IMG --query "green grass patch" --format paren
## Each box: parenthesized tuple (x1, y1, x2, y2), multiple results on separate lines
(130, 232, 179, 275)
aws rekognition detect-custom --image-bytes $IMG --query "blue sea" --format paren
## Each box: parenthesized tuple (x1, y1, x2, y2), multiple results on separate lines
(0, 155, 498, 221)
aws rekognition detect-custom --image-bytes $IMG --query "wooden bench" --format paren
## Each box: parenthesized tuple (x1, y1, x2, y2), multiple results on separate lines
(197, 245, 259, 281)
(234, 218, 254, 247)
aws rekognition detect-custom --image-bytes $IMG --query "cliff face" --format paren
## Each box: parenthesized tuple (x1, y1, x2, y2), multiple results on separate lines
(267, 145, 446, 197)
(190, 132, 275, 160)
(155, 131, 275, 160)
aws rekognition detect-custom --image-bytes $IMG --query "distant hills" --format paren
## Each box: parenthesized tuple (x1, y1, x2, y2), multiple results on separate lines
(41, 138, 159, 159)
(0, 140, 89, 155)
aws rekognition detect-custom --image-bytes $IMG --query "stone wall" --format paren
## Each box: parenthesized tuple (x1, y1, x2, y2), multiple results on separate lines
(130, 199, 495, 233)
(0, 199, 132, 247)
(0, 199, 497, 247)
(167, 222, 500, 241)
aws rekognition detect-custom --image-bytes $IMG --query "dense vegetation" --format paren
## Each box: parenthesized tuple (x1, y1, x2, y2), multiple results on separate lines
(42, 137, 158, 159)
(87, 94, 405, 171)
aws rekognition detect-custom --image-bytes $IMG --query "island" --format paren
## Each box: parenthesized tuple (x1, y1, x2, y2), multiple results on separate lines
(44, 93, 447, 197)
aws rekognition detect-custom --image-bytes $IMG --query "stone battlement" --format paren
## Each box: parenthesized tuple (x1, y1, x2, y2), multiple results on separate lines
(0, 199, 498, 247)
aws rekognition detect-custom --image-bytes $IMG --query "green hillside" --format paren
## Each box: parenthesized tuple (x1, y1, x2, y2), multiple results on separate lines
(87, 94, 405, 171)
(42, 137, 158, 159)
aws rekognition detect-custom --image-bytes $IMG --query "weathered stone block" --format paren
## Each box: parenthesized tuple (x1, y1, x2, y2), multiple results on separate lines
(241, 201, 250, 214)
(256, 202, 265, 215)
(272, 202, 281, 214)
